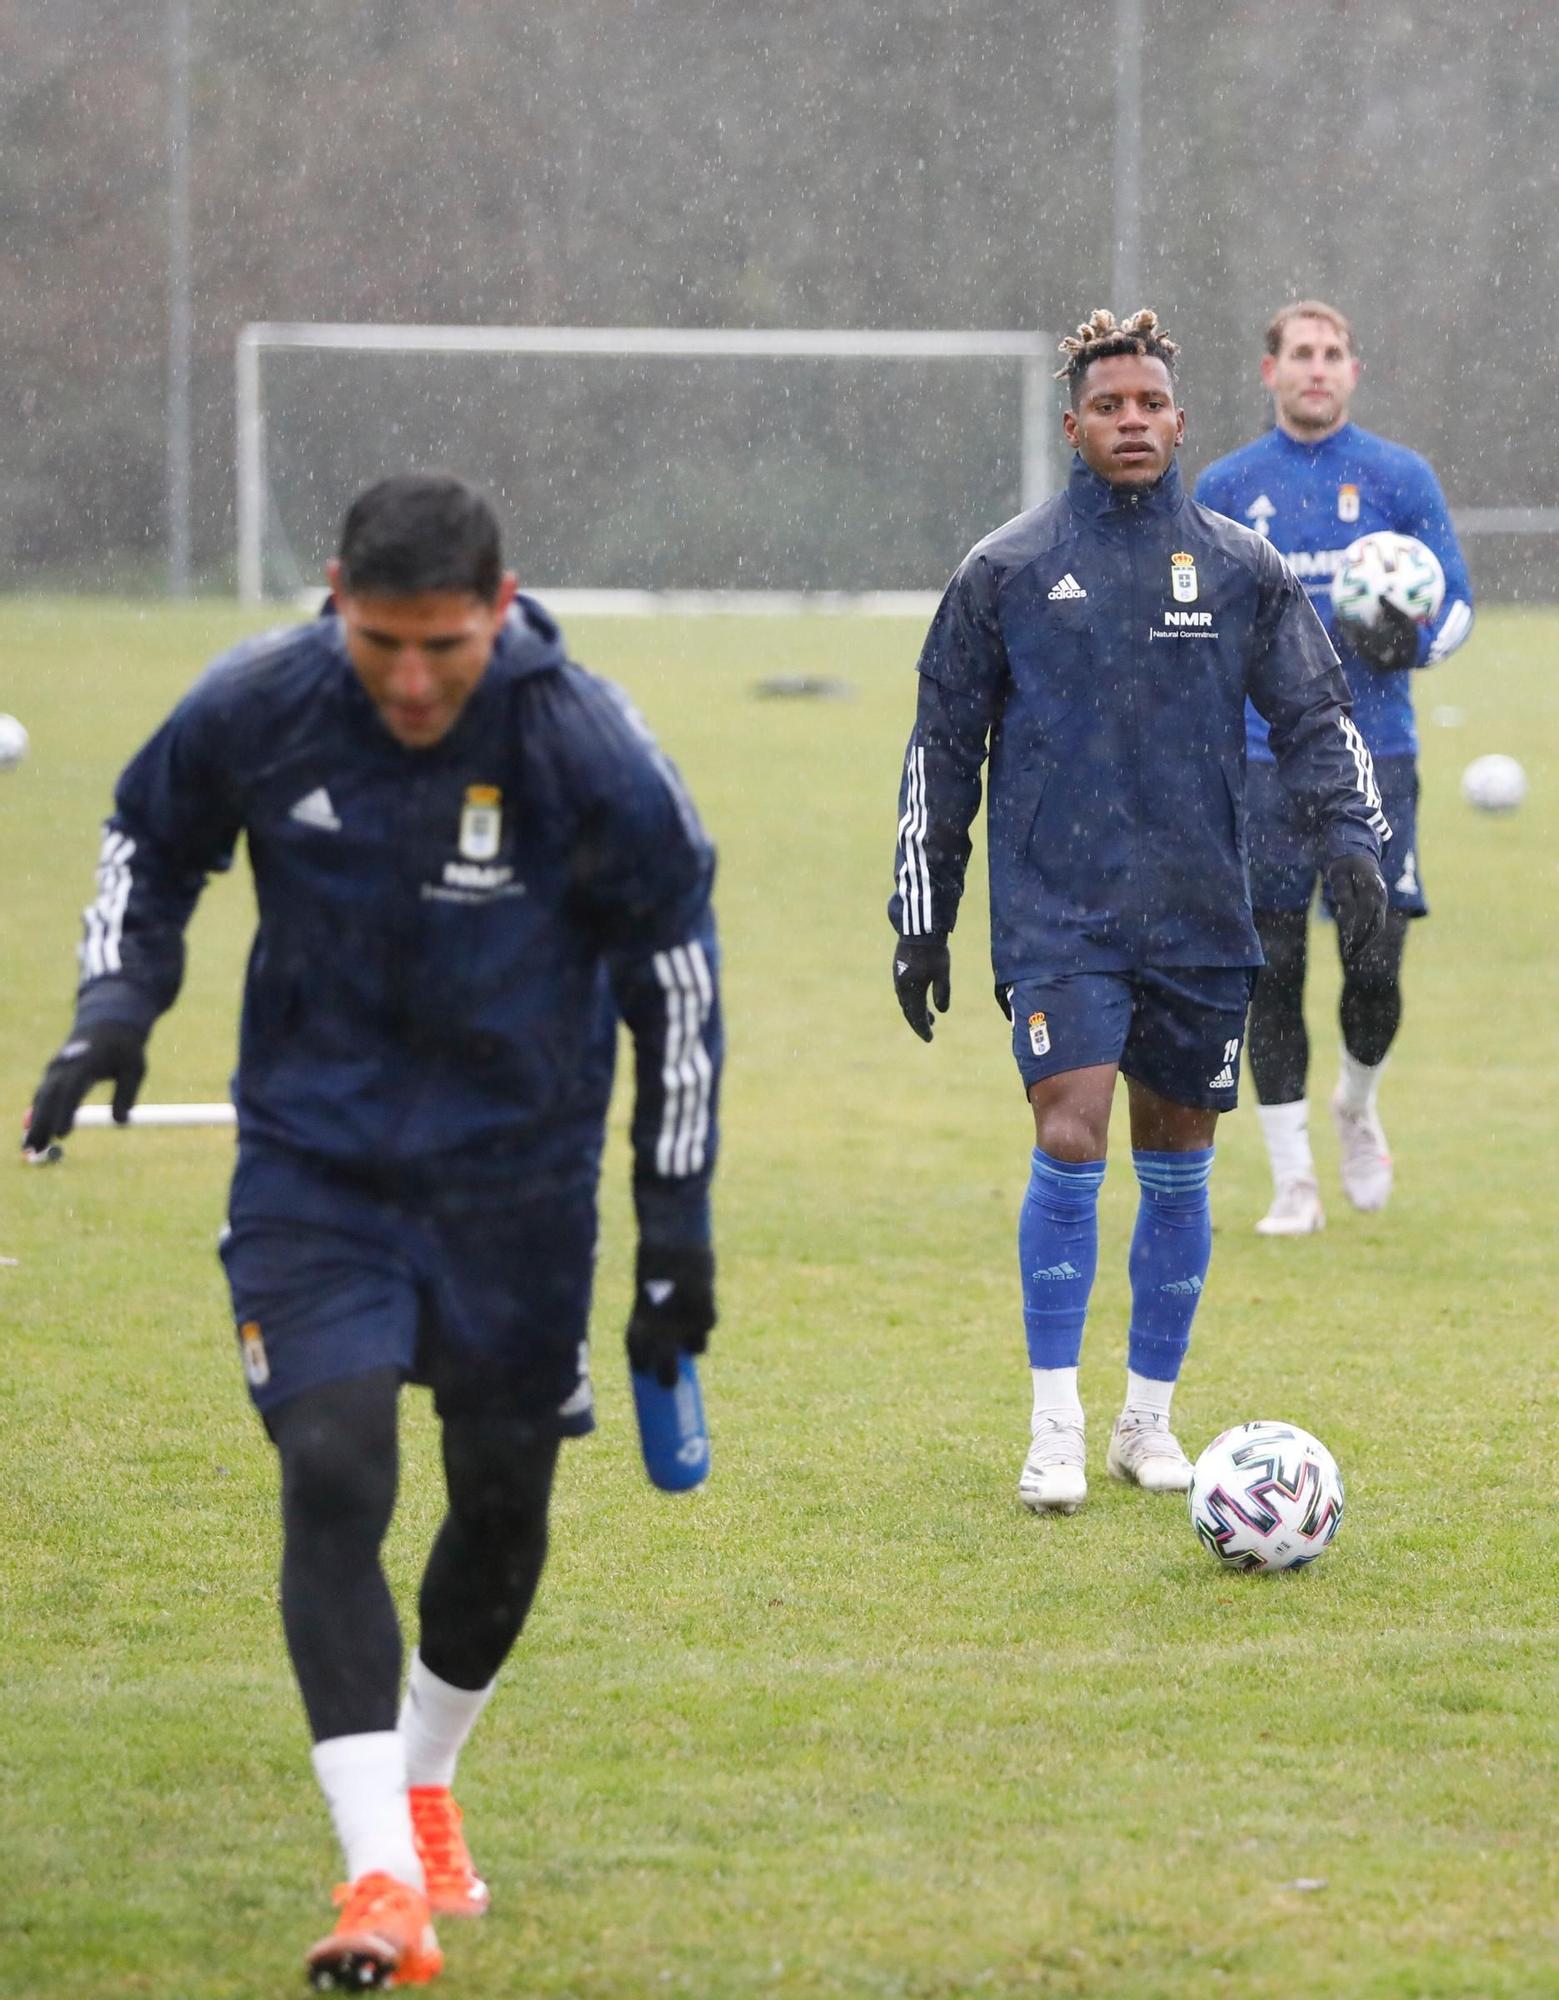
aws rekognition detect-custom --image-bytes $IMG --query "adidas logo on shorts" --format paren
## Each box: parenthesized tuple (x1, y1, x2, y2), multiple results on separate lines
(1207, 1063, 1235, 1090)
(1047, 573, 1087, 601)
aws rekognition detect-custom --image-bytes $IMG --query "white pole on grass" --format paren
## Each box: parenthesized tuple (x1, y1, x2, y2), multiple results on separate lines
(73, 1104, 236, 1128)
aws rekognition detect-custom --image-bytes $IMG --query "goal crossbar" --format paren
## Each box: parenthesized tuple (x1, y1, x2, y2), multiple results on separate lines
(236, 321, 1058, 603)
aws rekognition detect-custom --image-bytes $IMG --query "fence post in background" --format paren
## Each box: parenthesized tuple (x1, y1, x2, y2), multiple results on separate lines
(166, 0, 192, 597)
(1112, 0, 1143, 313)
(236, 326, 264, 605)
(1021, 353, 1053, 513)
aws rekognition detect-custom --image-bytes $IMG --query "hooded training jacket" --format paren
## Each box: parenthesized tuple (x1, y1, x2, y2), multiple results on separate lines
(890, 457, 1387, 978)
(71, 595, 720, 1244)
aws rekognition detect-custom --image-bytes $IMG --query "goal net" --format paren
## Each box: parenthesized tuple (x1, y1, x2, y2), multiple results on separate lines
(237, 324, 1058, 607)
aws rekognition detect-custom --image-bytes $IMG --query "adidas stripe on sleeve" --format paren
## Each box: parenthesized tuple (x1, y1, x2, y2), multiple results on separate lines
(1338, 714, 1391, 842)
(80, 828, 137, 980)
(651, 939, 716, 1177)
(895, 737, 934, 935)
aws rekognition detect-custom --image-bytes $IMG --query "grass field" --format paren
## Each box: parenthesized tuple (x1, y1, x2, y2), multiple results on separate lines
(1, 597, 1555, 1999)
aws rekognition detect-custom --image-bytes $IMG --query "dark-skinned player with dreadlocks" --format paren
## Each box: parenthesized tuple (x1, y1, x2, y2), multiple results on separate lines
(888, 309, 1389, 1516)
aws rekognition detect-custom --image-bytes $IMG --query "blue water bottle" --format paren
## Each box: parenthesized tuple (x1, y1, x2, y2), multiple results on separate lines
(631, 1353, 711, 1492)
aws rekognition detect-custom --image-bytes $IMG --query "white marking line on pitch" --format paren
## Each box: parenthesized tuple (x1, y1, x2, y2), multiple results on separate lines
(73, 1103, 236, 1128)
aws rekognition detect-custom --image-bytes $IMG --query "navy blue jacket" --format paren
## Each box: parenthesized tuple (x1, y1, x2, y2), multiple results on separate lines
(890, 458, 1387, 977)
(73, 597, 720, 1245)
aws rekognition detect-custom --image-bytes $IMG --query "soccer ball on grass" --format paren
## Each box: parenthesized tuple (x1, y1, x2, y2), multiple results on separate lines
(1331, 531, 1445, 630)
(1187, 1421, 1344, 1572)
(0, 713, 28, 771)
(1460, 753, 1527, 814)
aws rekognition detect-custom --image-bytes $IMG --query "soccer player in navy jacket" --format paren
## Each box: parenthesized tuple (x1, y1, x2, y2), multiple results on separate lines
(1197, 301, 1473, 1234)
(890, 310, 1388, 1517)
(24, 475, 723, 1991)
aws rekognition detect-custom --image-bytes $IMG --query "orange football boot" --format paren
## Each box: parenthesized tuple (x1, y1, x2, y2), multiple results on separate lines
(409, 1786, 491, 1918)
(306, 1870, 443, 1990)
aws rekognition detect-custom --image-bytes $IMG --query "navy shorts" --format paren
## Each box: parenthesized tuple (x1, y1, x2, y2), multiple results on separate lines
(1008, 965, 1257, 1111)
(218, 1146, 599, 1430)
(1248, 752, 1426, 916)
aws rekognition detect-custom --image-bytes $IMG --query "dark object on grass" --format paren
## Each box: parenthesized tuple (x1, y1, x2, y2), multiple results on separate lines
(752, 675, 854, 700)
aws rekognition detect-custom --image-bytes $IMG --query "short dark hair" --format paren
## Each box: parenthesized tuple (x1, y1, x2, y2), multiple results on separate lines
(336, 473, 503, 600)
(1265, 299, 1356, 358)
(1055, 307, 1180, 407)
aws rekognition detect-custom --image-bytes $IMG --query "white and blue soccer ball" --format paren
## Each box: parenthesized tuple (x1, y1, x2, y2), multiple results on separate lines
(1460, 752, 1527, 814)
(1331, 531, 1445, 629)
(0, 712, 28, 771)
(1188, 1421, 1344, 1572)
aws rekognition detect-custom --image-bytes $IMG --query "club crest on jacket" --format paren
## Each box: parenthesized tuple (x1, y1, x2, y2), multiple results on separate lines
(459, 784, 502, 860)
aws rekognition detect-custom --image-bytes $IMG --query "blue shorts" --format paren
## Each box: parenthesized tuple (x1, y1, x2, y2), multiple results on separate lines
(218, 1146, 599, 1430)
(1248, 753, 1426, 917)
(1008, 966, 1256, 1111)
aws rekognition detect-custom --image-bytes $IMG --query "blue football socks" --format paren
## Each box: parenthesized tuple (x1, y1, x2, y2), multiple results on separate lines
(1126, 1147, 1214, 1382)
(1019, 1147, 1106, 1369)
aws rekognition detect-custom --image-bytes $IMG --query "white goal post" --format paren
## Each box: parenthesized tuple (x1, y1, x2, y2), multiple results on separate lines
(236, 322, 1060, 607)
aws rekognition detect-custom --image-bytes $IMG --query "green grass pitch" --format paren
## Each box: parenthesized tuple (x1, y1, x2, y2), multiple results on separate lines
(1, 597, 1555, 1998)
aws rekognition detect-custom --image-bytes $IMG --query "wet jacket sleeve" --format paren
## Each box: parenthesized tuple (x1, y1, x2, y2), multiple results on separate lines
(1401, 459, 1475, 665)
(1246, 545, 1390, 867)
(571, 682, 722, 1251)
(70, 687, 241, 1037)
(888, 556, 1009, 937)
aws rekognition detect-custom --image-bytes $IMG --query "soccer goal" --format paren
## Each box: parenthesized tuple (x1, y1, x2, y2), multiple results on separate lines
(236, 323, 1060, 608)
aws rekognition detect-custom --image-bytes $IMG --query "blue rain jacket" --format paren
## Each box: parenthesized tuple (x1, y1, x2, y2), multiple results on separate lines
(890, 457, 1386, 977)
(72, 596, 720, 1243)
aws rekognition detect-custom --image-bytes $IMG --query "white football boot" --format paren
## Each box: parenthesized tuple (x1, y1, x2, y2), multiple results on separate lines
(1017, 1416, 1087, 1515)
(1254, 1176, 1325, 1236)
(1106, 1411, 1194, 1493)
(1331, 1087, 1393, 1212)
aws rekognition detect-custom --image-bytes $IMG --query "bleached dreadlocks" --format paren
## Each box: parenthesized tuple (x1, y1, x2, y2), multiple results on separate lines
(1055, 309, 1180, 406)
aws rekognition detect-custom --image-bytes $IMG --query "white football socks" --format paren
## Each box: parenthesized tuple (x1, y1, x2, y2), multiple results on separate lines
(1336, 1046, 1387, 1118)
(311, 1731, 424, 1890)
(1256, 1098, 1315, 1188)
(1123, 1368, 1175, 1419)
(399, 1651, 497, 1791)
(1030, 1365, 1084, 1428)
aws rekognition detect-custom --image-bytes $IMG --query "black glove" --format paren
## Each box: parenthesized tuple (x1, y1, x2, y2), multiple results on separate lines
(1338, 600, 1418, 674)
(626, 1244, 716, 1388)
(1325, 855, 1389, 964)
(23, 1019, 148, 1156)
(892, 933, 951, 1042)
